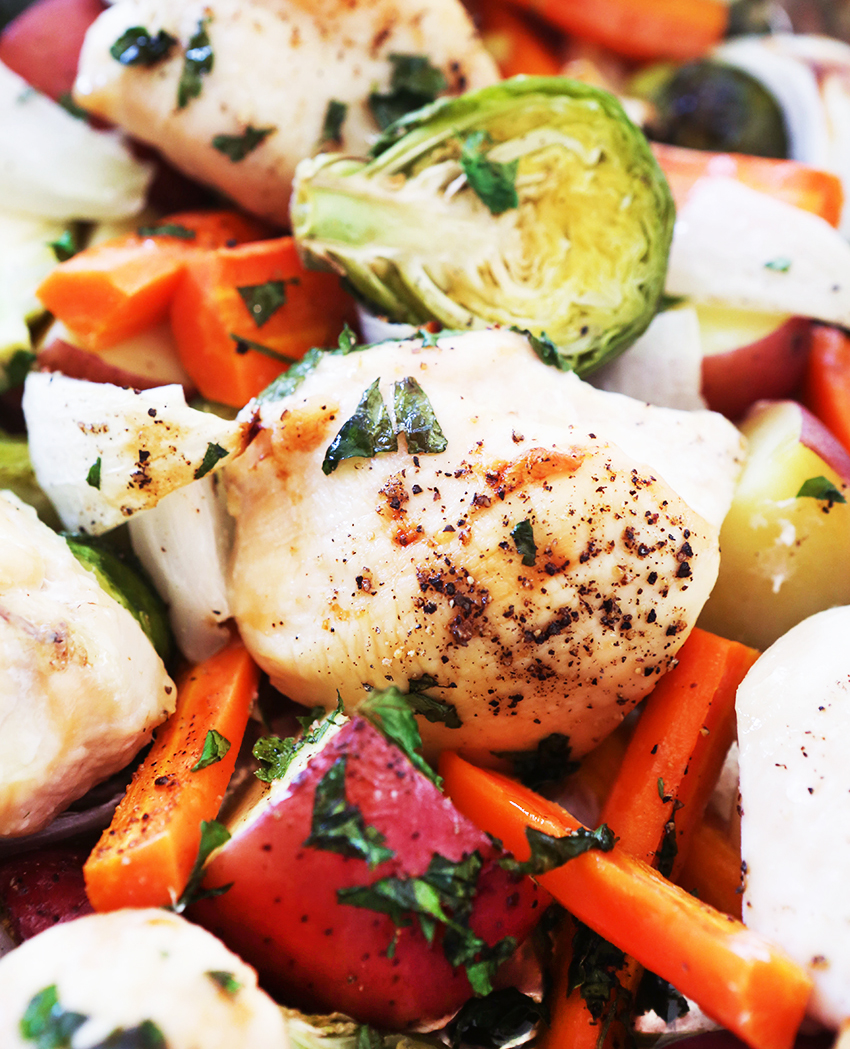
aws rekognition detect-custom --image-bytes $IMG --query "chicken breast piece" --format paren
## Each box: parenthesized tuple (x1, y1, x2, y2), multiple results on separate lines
(73, 0, 499, 226)
(225, 329, 744, 758)
(0, 491, 175, 837)
(0, 909, 289, 1048)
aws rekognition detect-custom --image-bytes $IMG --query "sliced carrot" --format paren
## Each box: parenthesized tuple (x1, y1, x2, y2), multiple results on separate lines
(84, 638, 260, 912)
(475, 0, 562, 78)
(803, 324, 850, 455)
(439, 752, 812, 1049)
(652, 142, 845, 228)
(677, 809, 743, 920)
(503, 0, 727, 62)
(36, 210, 269, 351)
(170, 235, 356, 407)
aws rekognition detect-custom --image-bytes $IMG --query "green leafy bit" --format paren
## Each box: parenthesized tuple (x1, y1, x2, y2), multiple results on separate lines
(87, 457, 102, 490)
(797, 475, 847, 506)
(255, 347, 324, 403)
(20, 984, 87, 1048)
(168, 819, 231, 913)
(500, 824, 615, 877)
(304, 755, 395, 868)
(356, 1027, 384, 1049)
(657, 777, 666, 801)
(212, 125, 275, 162)
(57, 93, 89, 121)
(206, 970, 242, 995)
(230, 333, 298, 365)
(459, 131, 518, 216)
(237, 278, 298, 327)
(338, 323, 358, 354)
(191, 728, 231, 772)
(110, 26, 177, 66)
(338, 850, 515, 994)
(568, 923, 630, 1026)
(177, 18, 213, 109)
(764, 257, 792, 273)
(89, 1021, 167, 1048)
(194, 441, 229, 480)
(510, 519, 536, 567)
(514, 329, 572, 372)
(406, 675, 462, 729)
(358, 686, 440, 785)
(4, 349, 36, 392)
(49, 228, 79, 262)
(492, 733, 579, 791)
(635, 969, 689, 1025)
(393, 376, 447, 454)
(368, 53, 447, 130)
(321, 99, 348, 143)
(322, 378, 398, 474)
(137, 222, 196, 240)
(446, 987, 549, 1049)
(253, 697, 345, 783)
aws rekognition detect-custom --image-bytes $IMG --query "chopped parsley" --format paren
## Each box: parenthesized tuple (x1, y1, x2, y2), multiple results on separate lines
(764, 257, 792, 273)
(237, 278, 299, 327)
(568, 922, 630, 1028)
(177, 18, 213, 109)
(206, 970, 242, 995)
(211, 125, 275, 161)
(797, 475, 847, 506)
(338, 323, 358, 354)
(513, 328, 571, 372)
(20, 985, 87, 1047)
(510, 519, 536, 567)
(57, 93, 88, 121)
(253, 697, 345, 782)
(49, 228, 79, 262)
(459, 131, 518, 216)
(109, 26, 177, 66)
(304, 755, 395, 868)
(446, 987, 548, 1049)
(230, 333, 297, 364)
(168, 819, 231, 913)
(87, 457, 102, 490)
(322, 378, 398, 474)
(393, 376, 447, 454)
(368, 53, 447, 130)
(193, 442, 229, 480)
(321, 99, 348, 143)
(89, 1021, 167, 1048)
(255, 347, 324, 403)
(3, 349, 35, 390)
(190, 728, 231, 771)
(635, 969, 689, 1025)
(492, 732, 578, 791)
(137, 222, 196, 240)
(358, 686, 441, 785)
(500, 824, 615, 877)
(405, 675, 462, 729)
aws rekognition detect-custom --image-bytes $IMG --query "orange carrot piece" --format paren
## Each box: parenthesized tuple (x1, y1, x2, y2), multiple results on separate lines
(652, 143, 845, 228)
(503, 0, 727, 62)
(439, 752, 812, 1049)
(36, 210, 269, 351)
(170, 235, 356, 407)
(677, 809, 743, 920)
(475, 1, 562, 77)
(84, 639, 260, 912)
(803, 324, 850, 456)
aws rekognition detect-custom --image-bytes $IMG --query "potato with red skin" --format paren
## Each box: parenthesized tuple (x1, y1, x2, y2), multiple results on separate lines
(192, 716, 545, 1031)
(0, 847, 93, 943)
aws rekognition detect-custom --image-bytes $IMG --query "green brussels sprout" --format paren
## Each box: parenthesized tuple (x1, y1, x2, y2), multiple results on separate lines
(292, 77, 675, 375)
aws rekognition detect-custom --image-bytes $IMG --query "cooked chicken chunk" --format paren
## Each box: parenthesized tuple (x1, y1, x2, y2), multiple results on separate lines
(225, 329, 744, 758)
(0, 909, 289, 1048)
(0, 491, 175, 837)
(73, 0, 499, 226)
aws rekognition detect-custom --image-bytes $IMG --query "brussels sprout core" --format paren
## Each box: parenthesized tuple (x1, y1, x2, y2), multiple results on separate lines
(292, 77, 674, 374)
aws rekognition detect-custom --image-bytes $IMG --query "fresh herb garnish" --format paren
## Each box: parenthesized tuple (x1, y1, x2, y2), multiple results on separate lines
(500, 824, 615, 877)
(109, 26, 177, 66)
(253, 697, 345, 782)
(459, 131, 518, 216)
(492, 733, 579, 790)
(206, 970, 242, 995)
(89, 1021, 167, 1048)
(137, 222, 196, 240)
(569, 922, 630, 1026)
(211, 125, 275, 161)
(635, 969, 689, 1025)
(237, 278, 298, 327)
(358, 686, 440, 785)
(57, 93, 88, 121)
(393, 376, 447, 454)
(797, 475, 847, 506)
(230, 333, 297, 365)
(305, 755, 395, 868)
(764, 257, 792, 273)
(255, 347, 324, 403)
(20, 984, 87, 1047)
(87, 457, 102, 490)
(322, 378, 398, 474)
(168, 819, 231, 913)
(406, 676, 462, 729)
(356, 1027, 384, 1049)
(338, 323, 358, 354)
(368, 53, 447, 130)
(513, 328, 571, 372)
(510, 519, 536, 567)
(193, 441, 229, 480)
(446, 987, 549, 1049)
(49, 228, 79, 262)
(3, 349, 35, 391)
(177, 18, 213, 109)
(321, 99, 348, 143)
(191, 728, 231, 772)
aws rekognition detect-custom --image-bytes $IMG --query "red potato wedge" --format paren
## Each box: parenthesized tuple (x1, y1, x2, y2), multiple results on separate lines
(0, 848, 93, 942)
(192, 716, 545, 1030)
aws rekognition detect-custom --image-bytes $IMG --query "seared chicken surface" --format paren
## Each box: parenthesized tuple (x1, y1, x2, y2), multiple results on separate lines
(226, 329, 744, 758)
(73, 0, 499, 225)
(0, 492, 175, 837)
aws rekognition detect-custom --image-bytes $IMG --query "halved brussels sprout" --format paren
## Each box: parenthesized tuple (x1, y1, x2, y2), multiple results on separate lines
(292, 77, 675, 375)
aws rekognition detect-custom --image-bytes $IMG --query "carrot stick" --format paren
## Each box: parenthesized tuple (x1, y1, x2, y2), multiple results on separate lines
(84, 638, 260, 912)
(676, 809, 743, 920)
(503, 0, 727, 62)
(475, 1, 562, 78)
(803, 324, 850, 457)
(169, 235, 356, 407)
(652, 143, 845, 228)
(37, 210, 269, 351)
(439, 752, 812, 1049)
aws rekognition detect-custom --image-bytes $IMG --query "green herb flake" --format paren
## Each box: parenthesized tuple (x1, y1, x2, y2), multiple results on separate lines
(446, 987, 548, 1049)
(57, 93, 88, 121)
(797, 475, 847, 506)
(510, 519, 536, 566)
(338, 323, 358, 354)
(406, 677, 462, 729)
(206, 970, 242, 996)
(87, 457, 102, 490)
(255, 347, 324, 403)
(321, 99, 348, 143)
(20, 984, 87, 1047)
(393, 376, 447, 454)
(322, 378, 397, 474)
(459, 131, 518, 216)
(177, 18, 214, 109)
(492, 732, 578, 791)
(635, 970, 689, 1026)
(500, 823, 615, 877)
(191, 728, 231, 772)
(657, 776, 666, 800)
(229, 333, 298, 365)
(237, 278, 298, 327)
(253, 697, 345, 783)
(358, 686, 440, 785)
(764, 257, 792, 273)
(89, 1020, 167, 1048)
(110, 26, 177, 66)
(656, 818, 678, 879)
(50, 228, 79, 262)
(194, 441, 229, 480)
(3, 349, 36, 391)
(568, 922, 630, 1025)
(137, 222, 196, 240)
(356, 1027, 384, 1049)
(368, 53, 447, 130)
(212, 125, 275, 162)
(169, 819, 231, 913)
(304, 755, 395, 868)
